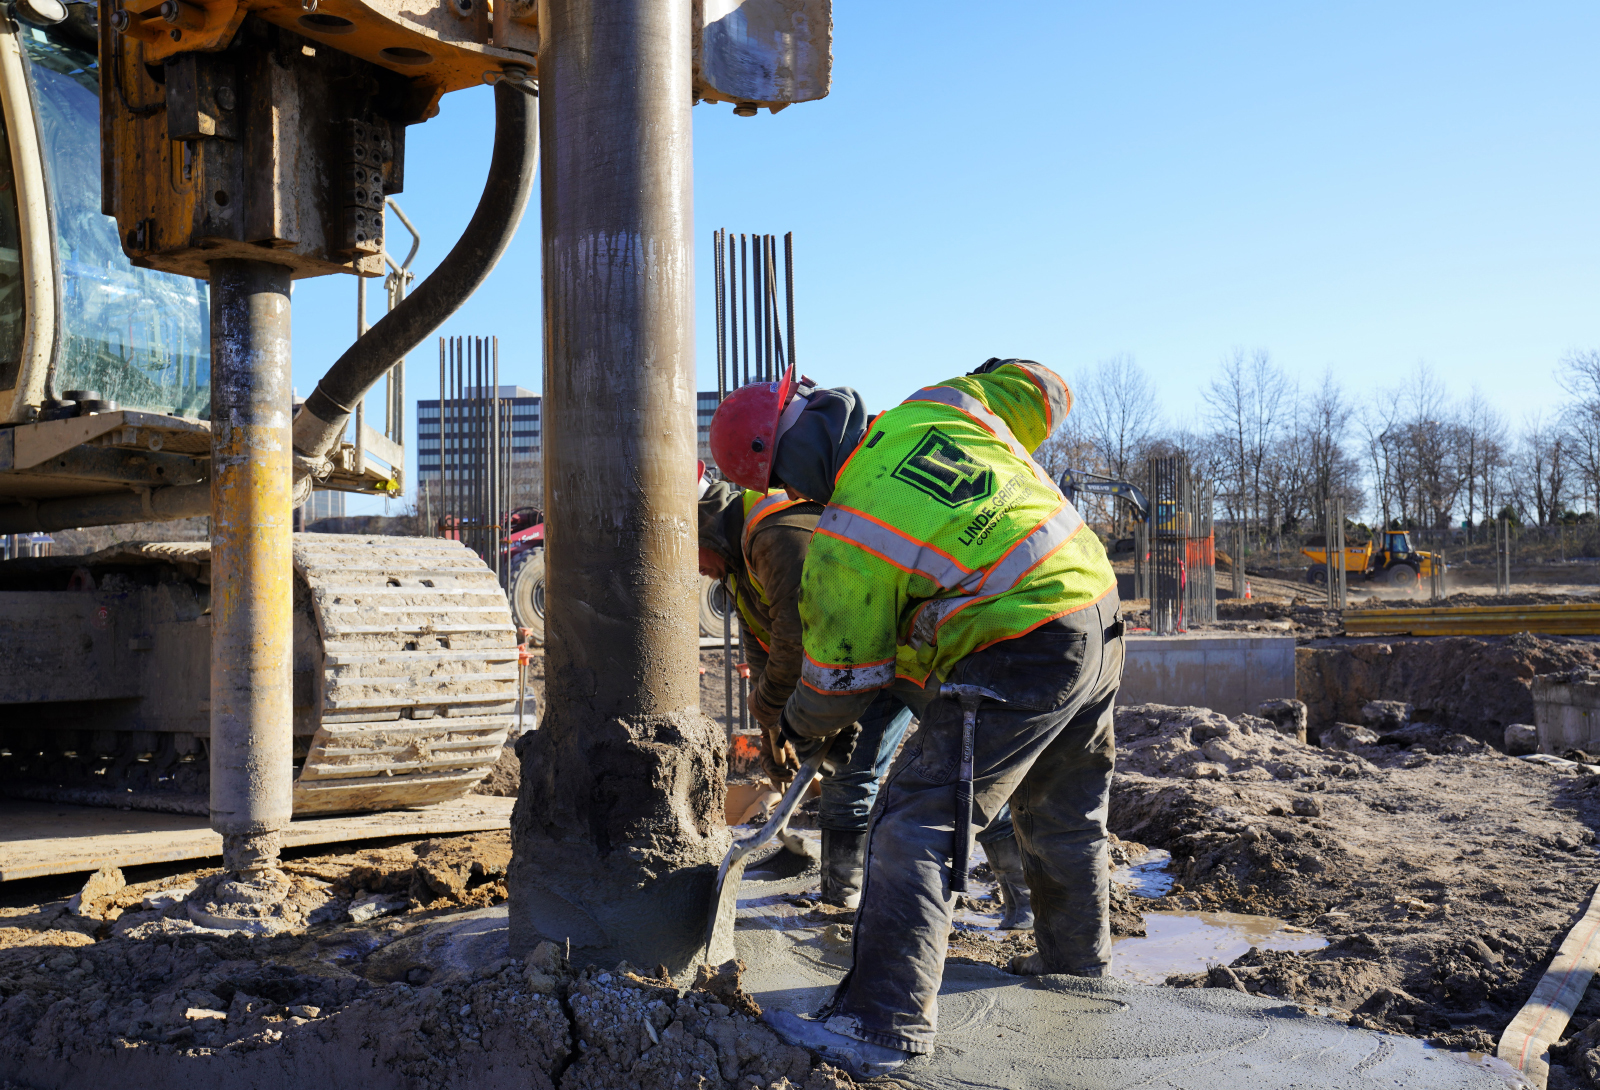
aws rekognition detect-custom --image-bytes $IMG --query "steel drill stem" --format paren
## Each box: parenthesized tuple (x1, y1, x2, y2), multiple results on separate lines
(207, 259, 295, 864)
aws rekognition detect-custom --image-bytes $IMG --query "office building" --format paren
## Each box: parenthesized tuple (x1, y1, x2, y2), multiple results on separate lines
(417, 385, 541, 481)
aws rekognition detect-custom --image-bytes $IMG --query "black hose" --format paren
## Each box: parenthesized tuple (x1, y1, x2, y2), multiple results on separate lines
(293, 82, 538, 459)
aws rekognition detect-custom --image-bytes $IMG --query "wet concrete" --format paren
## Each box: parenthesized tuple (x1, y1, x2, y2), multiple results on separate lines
(729, 869, 1527, 1089)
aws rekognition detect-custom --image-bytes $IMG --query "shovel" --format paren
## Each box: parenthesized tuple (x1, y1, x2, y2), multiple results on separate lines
(704, 737, 832, 958)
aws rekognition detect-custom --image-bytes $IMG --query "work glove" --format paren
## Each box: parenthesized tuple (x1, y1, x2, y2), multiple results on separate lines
(779, 712, 858, 774)
(759, 721, 801, 789)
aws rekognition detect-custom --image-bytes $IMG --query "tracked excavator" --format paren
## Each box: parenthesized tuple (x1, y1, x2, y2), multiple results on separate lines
(0, 0, 542, 814)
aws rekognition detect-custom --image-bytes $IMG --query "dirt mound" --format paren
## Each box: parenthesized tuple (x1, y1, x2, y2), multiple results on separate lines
(473, 746, 521, 797)
(1107, 701, 1600, 1074)
(1298, 633, 1600, 745)
(0, 888, 859, 1090)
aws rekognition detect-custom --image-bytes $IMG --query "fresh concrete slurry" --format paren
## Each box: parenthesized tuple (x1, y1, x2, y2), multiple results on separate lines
(724, 859, 1525, 1090)
(734, 922, 1526, 1090)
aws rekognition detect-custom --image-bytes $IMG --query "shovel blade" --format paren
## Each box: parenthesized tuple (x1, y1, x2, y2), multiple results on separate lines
(704, 854, 748, 961)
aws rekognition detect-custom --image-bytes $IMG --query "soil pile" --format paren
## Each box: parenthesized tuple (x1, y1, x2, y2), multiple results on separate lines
(1107, 700, 1600, 1078)
(0, 879, 858, 1090)
(1298, 633, 1600, 744)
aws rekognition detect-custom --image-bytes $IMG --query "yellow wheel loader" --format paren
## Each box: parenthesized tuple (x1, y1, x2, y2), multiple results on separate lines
(1302, 530, 1443, 591)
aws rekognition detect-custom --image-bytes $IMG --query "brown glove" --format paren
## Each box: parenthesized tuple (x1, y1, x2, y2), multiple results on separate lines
(760, 721, 801, 789)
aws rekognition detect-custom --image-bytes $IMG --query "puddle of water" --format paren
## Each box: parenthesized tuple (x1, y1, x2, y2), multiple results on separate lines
(1110, 911, 1328, 985)
(1111, 848, 1174, 897)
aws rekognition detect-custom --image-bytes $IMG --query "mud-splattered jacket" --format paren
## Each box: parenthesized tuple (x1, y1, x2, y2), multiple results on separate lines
(711, 489, 823, 727)
(784, 361, 1115, 738)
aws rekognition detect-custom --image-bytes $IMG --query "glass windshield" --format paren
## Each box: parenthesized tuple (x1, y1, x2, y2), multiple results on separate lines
(0, 83, 21, 391)
(1386, 532, 1410, 553)
(23, 28, 209, 417)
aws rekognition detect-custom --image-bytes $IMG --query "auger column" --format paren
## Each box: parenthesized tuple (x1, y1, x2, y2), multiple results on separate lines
(510, 0, 728, 971)
(207, 258, 295, 881)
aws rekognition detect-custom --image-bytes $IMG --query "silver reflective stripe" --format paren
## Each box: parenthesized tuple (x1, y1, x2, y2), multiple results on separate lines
(802, 656, 896, 693)
(904, 385, 1056, 487)
(916, 503, 1087, 641)
(817, 505, 978, 590)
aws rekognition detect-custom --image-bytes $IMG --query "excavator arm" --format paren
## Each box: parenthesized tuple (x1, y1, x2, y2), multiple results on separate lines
(1058, 468, 1151, 524)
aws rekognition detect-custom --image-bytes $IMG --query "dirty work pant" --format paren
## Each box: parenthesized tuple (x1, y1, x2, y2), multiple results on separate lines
(819, 692, 1019, 845)
(824, 594, 1124, 1054)
(818, 690, 914, 832)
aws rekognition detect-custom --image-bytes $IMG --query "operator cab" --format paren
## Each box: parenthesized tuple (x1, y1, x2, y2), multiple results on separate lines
(1384, 531, 1413, 556)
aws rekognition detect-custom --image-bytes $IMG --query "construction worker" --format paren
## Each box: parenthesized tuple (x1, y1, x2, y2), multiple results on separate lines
(699, 469, 1033, 921)
(697, 471, 905, 907)
(708, 359, 1122, 1078)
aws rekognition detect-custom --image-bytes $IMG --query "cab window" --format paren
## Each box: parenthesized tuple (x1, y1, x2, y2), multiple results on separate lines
(23, 27, 210, 417)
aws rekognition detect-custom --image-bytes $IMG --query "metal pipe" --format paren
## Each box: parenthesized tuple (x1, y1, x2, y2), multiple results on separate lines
(207, 258, 295, 871)
(0, 481, 209, 533)
(514, 0, 702, 965)
(293, 84, 537, 463)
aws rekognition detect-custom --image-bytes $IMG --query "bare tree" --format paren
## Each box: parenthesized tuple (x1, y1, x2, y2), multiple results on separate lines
(1517, 412, 1569, 526)
(1046, 354, 1161, 535)
(1559, 349, 1600, 516)
(1203, 347, 1291, 534)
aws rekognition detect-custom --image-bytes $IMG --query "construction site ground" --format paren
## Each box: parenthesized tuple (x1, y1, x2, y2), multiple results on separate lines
(13, 614, 1600, 1085)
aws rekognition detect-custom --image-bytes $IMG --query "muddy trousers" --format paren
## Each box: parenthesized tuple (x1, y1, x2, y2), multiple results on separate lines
(824, 594, 1124, 1054)
(820, 692, 1020, 846)
(817, 690, 914, 832)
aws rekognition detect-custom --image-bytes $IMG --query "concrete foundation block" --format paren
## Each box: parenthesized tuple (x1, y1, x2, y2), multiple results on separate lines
(1533, 671, 1600, 754)
(1117, 635, 1296, 718)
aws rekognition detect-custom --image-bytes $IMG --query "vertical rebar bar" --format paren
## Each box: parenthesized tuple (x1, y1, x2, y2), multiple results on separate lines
(714, 228, 726, 400)
(492, 337, 501, 583)
(740, 234, 750, 387)
(783, 231, 795, 368)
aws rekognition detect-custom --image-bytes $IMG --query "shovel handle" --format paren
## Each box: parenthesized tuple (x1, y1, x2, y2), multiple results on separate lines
(719, 735, 832, 876)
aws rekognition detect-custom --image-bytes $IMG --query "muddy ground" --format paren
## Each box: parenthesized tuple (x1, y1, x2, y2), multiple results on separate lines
(1106, 701, 1600, 1088)
(13, 629, 1600, 1084)
(0, 833, 858, 1089)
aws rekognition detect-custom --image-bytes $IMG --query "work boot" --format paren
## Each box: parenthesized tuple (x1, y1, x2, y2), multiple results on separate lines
(820, 829, 866, 910)
(982, 836, 1034, 930)
(763, 1009, 912, 1079)
(1009, 952, 1106, 977)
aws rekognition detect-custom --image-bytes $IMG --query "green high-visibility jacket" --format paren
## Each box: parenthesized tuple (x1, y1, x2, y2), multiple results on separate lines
(795, 362, 1115, 715)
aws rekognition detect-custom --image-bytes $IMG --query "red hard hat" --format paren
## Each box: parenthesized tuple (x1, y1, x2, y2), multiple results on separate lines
(709, 367, 796, 492)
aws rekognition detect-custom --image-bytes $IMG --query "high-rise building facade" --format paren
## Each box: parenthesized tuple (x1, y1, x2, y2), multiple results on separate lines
(419, 389, 724, 476)
(417, 385, 541, 481)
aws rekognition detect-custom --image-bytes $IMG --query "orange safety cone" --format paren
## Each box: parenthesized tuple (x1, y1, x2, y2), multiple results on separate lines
(1245, 580, 1252, 600)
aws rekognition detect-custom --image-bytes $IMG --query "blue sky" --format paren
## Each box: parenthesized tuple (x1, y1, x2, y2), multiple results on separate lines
(289, 2, 1600, 513)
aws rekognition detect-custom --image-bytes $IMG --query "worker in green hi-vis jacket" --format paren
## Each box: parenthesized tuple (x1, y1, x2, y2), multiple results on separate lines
(708, 358, 1126, 1079)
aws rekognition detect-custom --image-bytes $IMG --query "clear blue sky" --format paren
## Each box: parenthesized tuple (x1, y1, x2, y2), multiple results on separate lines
(289, 2, 1600, 514)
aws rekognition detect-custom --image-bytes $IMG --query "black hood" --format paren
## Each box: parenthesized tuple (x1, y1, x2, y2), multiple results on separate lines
(770, 386, 869, 504)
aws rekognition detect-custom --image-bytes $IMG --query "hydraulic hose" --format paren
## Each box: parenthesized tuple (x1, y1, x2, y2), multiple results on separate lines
(292, 82, 539, 462)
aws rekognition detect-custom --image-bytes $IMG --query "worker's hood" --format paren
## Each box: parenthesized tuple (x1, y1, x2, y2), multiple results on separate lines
(698, 479, 743, 566)
(771, 386, 868, 505)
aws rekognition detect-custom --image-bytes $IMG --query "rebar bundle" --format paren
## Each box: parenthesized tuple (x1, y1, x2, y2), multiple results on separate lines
(711, 228, 797, 738)
(433, 335, 512, 585)
(1148, 455, 1217, 634)
(713, 229, 795, 395)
